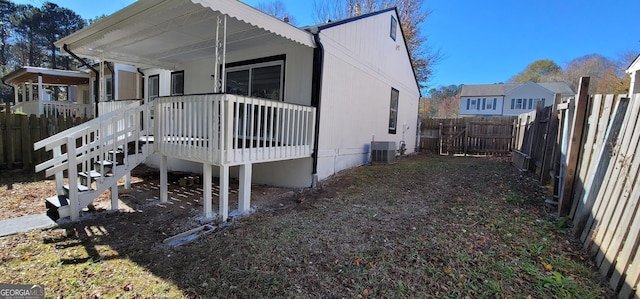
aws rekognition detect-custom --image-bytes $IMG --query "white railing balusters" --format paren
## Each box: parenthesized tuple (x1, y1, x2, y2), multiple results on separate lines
(153, 94, 315, 166)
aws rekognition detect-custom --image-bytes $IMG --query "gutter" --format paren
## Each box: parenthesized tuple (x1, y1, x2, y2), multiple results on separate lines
(137, 68, 145, 101)
(310, 31, 324, 188)
(63, 44, 99, 116)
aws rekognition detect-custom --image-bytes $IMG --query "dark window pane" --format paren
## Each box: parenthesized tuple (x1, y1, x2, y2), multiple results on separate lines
(171, 71, 184, 95)
(389, 88, 399, 133)
(226, 70, 250, 96)
(251, 65, 281, 100)
(149, 75, 159, 99)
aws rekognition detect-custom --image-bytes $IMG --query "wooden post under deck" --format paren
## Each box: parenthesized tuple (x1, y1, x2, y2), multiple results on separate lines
(110, 184, 119, 210)
(238, 163, 252, 212)
(160, 154, 168, 203)
(203, 163, 213, 219)
(219, 165, 229, 222)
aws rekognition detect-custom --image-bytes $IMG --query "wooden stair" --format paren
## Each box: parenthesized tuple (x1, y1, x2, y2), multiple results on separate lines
(35, 100, 153, 221)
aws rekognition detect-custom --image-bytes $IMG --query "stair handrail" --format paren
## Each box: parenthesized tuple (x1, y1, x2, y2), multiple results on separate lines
(34, 101, 148, 176)
(34, 101, 141, 152)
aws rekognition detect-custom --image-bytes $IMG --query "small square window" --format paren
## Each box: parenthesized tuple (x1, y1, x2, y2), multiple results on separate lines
(516, 99, 523, 109)
(390, 16, 397, 41)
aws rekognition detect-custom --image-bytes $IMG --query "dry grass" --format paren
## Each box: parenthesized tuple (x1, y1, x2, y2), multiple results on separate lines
(0, 154, 614, 298)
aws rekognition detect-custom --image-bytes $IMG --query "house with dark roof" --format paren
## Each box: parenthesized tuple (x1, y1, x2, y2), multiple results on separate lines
(459, 81, 574, 116)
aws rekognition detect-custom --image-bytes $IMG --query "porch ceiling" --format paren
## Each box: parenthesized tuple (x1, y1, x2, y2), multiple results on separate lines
(55, 0, 316, 69)
(2, 66, 89, 86)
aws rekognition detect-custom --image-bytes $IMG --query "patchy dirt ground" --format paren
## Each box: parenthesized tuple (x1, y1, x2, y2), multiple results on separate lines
(0, 154, 615, 298)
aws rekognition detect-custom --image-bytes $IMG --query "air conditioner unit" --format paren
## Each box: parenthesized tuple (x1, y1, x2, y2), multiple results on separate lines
(371, 141, 396, 163)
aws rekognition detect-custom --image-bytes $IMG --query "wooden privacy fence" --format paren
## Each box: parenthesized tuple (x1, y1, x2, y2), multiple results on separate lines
(513, 77, 640, 298)
(0, 108, 89, 170)
(420, 116, 516, 156)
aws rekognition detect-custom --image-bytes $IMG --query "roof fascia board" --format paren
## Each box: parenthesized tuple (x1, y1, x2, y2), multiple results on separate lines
(55, 0, 179, 51)
(190, 0, 315, 47)
(316, 7, 396, 30)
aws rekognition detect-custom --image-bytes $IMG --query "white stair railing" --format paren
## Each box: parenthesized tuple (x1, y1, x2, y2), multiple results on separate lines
(34, 101, 152, 220)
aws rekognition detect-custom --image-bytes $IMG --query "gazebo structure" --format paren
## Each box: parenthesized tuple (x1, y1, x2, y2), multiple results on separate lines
(2, 66, 92, 117)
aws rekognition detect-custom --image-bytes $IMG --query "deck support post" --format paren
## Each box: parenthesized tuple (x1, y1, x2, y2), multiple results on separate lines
(238, 163, 252, 213)
(160, 154, 168, 203)
(124, 172, 131, 189)
(110, 184, 119, 210)
(203, 163, 213, 219)
(219, 165, 229, 222)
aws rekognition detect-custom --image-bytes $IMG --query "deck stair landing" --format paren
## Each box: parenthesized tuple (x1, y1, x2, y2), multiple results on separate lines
(35, 101, 152, 221)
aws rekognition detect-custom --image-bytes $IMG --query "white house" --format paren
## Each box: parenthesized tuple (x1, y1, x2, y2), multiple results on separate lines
(39, 0, 420, 222)
(626, 54, 640, 95)
(459, 81, 574, 116)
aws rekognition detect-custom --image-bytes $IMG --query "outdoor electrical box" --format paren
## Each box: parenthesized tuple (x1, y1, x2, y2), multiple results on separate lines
(371, 141, 396, 163)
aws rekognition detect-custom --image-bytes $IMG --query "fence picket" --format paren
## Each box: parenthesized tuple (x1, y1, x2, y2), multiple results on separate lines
(514, 91, 640, 298)
(0, 112, 89, 170)
(419, 116, 515, 155)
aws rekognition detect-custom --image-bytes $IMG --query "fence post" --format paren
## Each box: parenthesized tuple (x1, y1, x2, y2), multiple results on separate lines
(463, 118, 469, 156)
(540, 94, 563, 185)
(0, 104, 6, 167)
(20, 115, 31, 170)
(558, 77, 590, 216)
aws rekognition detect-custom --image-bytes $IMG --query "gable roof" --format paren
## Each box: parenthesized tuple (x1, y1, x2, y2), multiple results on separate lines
(307, 8, 421, 96)
(55, 0, 315, 69)
(538, 82, 575, 95)
(626, 54, 640, 74)
(460, 83, 517, 97)
(313, 7, 397, 30)
(461, 82, 574, 97)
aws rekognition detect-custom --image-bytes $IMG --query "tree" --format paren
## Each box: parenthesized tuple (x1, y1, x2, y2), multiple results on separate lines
(423, 84, 460, 117)
(0, 0, 16, 71)
(509, 59, 562, 83)
(312, 0, 439, 90)
(562, 54, 625, 94)
(10, 3, 45, 67)
(38, 2, 85, 69)
(257, 0, 296, 25)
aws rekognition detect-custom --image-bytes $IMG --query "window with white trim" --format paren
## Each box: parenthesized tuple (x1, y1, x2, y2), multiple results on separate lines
(389, 88, 399, 134)
(171, 71, 184, 95)
(390, 16, 398, 41)
(105, 77, 112, 100)
(226, 60, 284, 101)
(148, 75, 159, 100)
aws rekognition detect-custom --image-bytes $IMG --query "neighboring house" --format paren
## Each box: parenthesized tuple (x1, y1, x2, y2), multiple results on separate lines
(459, 81, 574, 116)
(626, 54, 640, 95)
(41, 0, 420, 221)
(1, 66, 92, 117)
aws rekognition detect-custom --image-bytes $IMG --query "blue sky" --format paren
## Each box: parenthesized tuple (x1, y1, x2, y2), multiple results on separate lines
(13, 0, 640, 89)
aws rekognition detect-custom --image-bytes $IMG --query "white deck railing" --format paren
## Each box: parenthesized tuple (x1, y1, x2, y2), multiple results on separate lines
(43, 101, 93, 118)
(11, 101, 92, 118)
(98, 99, 142, 116)
(155, 94, 316, 166)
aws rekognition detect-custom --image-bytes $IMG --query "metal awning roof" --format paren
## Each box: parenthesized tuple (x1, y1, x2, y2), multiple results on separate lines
(55, 0, 316, 69)
(2, 66, 89, 86)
